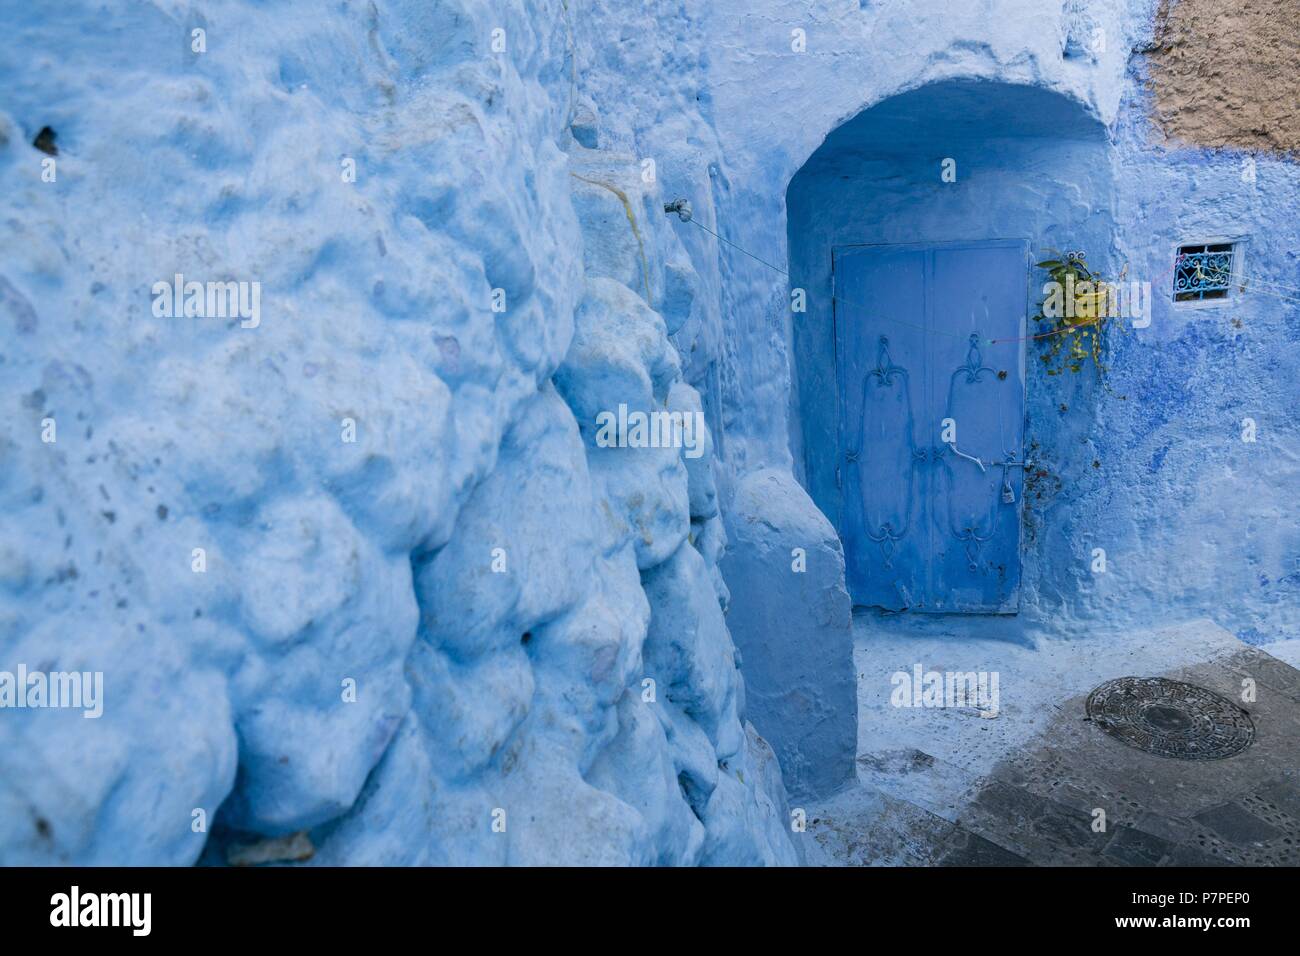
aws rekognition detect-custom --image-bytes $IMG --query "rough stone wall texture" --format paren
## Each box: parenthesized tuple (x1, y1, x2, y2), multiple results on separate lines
(2, 0, 1296, 868)
(1147, 0, 1300, 154)
(0, 0, 799, 866)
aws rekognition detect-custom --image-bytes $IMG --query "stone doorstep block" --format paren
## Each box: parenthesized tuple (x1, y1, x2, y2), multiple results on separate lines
(720, 468, 856, 802)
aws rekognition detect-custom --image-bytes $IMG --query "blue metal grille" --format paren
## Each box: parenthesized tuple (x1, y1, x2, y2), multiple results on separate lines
(1173, 243, 1236, 302)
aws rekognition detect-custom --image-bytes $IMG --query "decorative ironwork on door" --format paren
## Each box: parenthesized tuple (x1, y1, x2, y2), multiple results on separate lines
(857, 335, 917, 571)
(834, 241, 1028, 613)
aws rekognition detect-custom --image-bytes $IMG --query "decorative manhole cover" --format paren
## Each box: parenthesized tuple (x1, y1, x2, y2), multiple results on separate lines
(1085, 677, 1255, 760)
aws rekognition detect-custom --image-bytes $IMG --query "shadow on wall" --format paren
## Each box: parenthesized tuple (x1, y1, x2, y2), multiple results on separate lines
(785, 78, 1116, 616)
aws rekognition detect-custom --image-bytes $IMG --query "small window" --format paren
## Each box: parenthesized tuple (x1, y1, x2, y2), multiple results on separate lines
(1173, 242, 1237, 303)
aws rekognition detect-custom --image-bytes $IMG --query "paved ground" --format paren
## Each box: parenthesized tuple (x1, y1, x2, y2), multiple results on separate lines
(803, 616, 1300, 866)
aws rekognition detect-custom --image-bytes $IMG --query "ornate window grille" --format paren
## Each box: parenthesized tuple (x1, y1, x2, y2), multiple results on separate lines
(1173, 243, 1236, 302)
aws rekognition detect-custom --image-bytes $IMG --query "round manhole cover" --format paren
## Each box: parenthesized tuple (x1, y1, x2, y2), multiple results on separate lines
(1085, 677, 1255, 760)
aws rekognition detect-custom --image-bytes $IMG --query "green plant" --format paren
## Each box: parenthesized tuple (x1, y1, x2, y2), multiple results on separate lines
(1032, 250, 1126, 376)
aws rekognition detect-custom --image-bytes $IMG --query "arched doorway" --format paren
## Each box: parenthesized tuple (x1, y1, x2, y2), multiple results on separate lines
(786, 79, 1115, 612)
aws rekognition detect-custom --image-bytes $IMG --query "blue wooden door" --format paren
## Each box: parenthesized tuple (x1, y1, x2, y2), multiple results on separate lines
(834, 240, 1027, 613)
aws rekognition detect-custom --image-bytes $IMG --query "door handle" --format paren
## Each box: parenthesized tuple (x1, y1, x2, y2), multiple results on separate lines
(945, 442, 986, 473)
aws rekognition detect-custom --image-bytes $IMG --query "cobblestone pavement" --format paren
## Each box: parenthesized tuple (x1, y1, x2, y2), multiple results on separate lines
(804, 619, 1300, 866)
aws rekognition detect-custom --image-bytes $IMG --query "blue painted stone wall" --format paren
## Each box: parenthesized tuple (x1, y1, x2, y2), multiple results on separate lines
(0, 0, 1293, 866)
(787, 74, 1298, 643)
